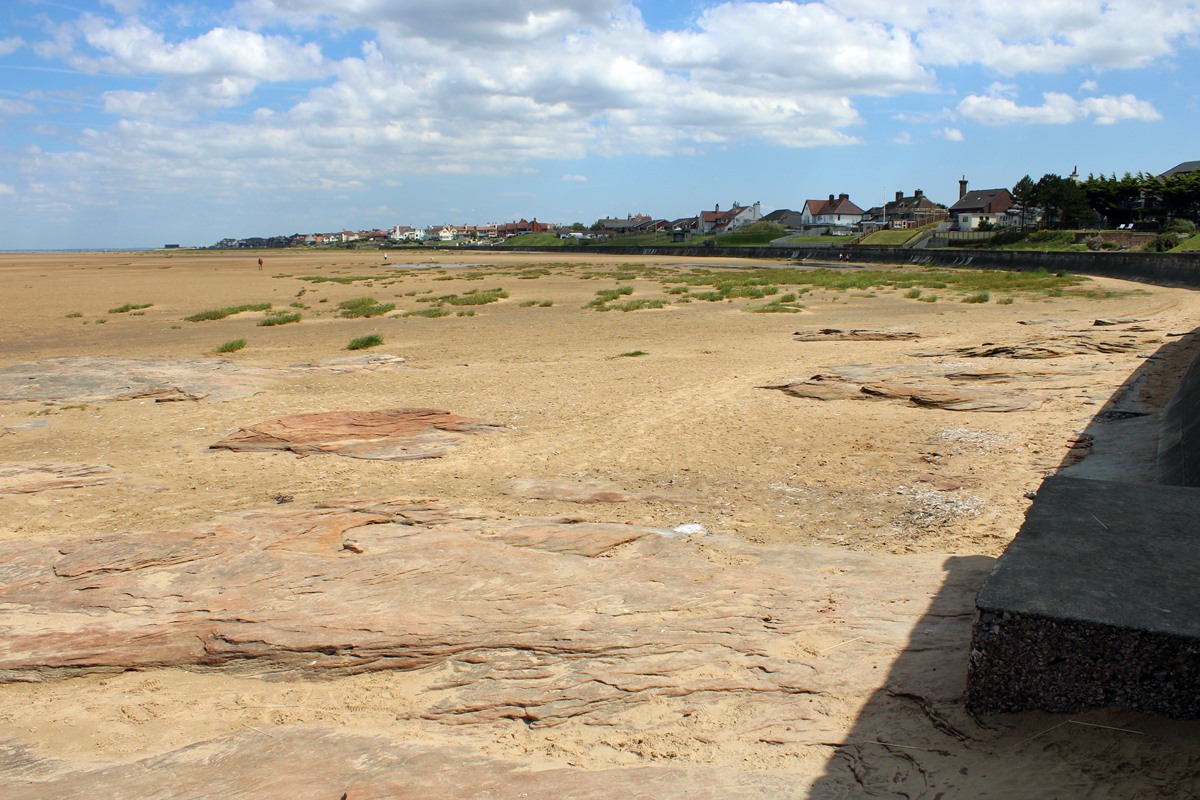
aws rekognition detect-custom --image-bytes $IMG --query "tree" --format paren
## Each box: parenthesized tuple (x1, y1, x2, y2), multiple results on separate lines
(1011, 175, 1037, 228)
(1034, 174, 1092, 229)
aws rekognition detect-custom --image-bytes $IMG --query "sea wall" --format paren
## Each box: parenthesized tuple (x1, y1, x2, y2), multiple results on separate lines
(492, 245, 1200, 289)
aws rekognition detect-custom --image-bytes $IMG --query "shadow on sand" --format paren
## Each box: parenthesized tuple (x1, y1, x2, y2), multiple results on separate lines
(806, 328, 1200, 798)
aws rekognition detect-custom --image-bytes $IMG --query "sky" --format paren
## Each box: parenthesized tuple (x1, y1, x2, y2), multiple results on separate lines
(0, 0, 1198, 249)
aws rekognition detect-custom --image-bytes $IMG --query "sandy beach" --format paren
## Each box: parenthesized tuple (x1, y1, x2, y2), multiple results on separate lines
(1, 248, 1198, 797)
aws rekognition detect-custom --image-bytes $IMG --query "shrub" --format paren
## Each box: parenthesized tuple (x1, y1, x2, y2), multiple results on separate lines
(216, 338, 247, 353)
(402, 307, 451, 318)
(904, 288, 922, 299)
(1146, 233, 1184, 253)
(109, 303, 152, 314)
(1164, 218, 1197, 234)
(346, 334, 384, 350)
(963, 291, 991, 304)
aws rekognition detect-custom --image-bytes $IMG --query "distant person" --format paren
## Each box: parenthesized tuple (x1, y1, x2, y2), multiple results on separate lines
(258, 257, 263, 271)
(383, 253, 388, 262)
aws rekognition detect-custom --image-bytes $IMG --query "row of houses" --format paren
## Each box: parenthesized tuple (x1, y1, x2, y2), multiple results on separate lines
(214, 177, 1029, 250)
(590, 183, 1018, 240)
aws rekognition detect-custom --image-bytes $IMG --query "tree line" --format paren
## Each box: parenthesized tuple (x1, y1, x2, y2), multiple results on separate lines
(1010, 170, 1200, 231)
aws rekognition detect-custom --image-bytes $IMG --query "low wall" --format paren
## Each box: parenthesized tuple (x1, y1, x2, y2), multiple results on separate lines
(491, 245, 1200, 289)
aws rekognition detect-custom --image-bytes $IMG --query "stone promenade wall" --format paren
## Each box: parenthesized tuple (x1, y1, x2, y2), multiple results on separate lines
(492, 245, 1200, 289)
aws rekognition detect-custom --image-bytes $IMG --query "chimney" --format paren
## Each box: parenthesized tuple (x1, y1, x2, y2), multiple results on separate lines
(959, 177, 968, 199)
(828, 194, 835, 204)
(915, 189, 924, 198)
(715, 203, 720, 212)
(895, 191, 903, 201)
(839, 193, 848, 201)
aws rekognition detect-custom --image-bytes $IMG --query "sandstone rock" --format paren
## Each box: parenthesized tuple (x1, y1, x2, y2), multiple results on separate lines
(0, 499, 979, 736)
(793, 328, 919, 341)
(0, 463, 116, 495)
(210, 409, 503, 460)
(909, 336, 1144, 359)
(503, 478, 705, 505)
(1, 728, 799, 800)
(0, 355, 410, 405)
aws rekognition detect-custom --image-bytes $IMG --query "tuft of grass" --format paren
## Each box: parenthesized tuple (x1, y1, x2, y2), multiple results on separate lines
(66, 311, 83, 318)
(185, 303, 271, 322)
(919, 295, 939, 303)
(109, 303, 152, 314)
(446, 288, 507, 306)
(617, 350, 649, 357)
(997, 296, 1014, 305)
(613, 298, 667, 311)
(338, 297, 395, 318)
(904, 288, 923, 299)
(456, 310, 475, 317)
(216, 338, 247, 353)
(747, 301, 806, 313)
(257, 311, 301, 326)
(963, 291, 991, 304)
(346, 334, 384, 350)
(402, 307, 452, 318)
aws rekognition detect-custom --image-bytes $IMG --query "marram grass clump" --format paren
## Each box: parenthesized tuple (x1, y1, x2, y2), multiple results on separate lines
(346, 334, 384, 350)
(216, 338, 247, 353)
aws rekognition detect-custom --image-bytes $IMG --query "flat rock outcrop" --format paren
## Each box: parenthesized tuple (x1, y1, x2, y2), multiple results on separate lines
(909, 335, 1147, 359)
(0, 463, 116, 494)
(1, 728, 797, 800)
(0, 499, 979, 736)
(0, 355, 408, 404)
(764, 376, 1039, 412)
(210, 409, 502, 460)
(793, 328, 919, 341)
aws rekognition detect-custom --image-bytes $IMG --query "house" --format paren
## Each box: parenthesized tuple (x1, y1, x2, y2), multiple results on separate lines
(761, 209, 806, 229)
(697, 201, 762, 234)
(948, 179, 1015, 230)
(799, 194, 864, 228)
(1160, 161, 1200, 179)
(496, 218, 551, 237)
(594, 214, 657, 235)
(882, 189, 945, 228)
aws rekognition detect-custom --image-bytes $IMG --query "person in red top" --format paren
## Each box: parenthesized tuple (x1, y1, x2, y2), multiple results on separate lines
(258, 257, 263, 271)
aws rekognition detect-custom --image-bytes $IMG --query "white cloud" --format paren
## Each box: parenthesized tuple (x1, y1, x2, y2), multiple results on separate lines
(562, 174, 588, 183)
(827, 0, 1200, 73)
(0, 183, 15, 195)
(1080, 80, 1099, 93)
(0, 98, 37, 115)
(0, 37, 24, 56)
(958, 91, 1162, 125)
(7, 0, 1191, 219)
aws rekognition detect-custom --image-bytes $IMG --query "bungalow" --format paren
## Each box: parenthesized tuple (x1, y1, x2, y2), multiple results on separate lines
(949, 179, 1014, 230)
(761, 209, 806, 229)
(594, 214, 657, 235)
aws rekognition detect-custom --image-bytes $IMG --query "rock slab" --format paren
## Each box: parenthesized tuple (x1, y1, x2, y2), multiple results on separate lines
(210, 409, 502, 460)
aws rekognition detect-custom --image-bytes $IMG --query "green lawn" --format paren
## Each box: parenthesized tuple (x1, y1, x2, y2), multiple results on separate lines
(1172, 233, 1200, 251)
(859, 228, 925, 246)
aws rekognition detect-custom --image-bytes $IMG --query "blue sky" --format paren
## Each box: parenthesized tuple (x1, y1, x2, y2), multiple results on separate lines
(1, 0, 1197, 248)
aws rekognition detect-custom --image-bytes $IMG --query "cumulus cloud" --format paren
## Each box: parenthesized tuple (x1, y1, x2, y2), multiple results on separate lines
(0, 37, 24, 56)
(827, 0, 1200, 73)
(958, 91, 1162, 125)
(7, 0, 1192, 216)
